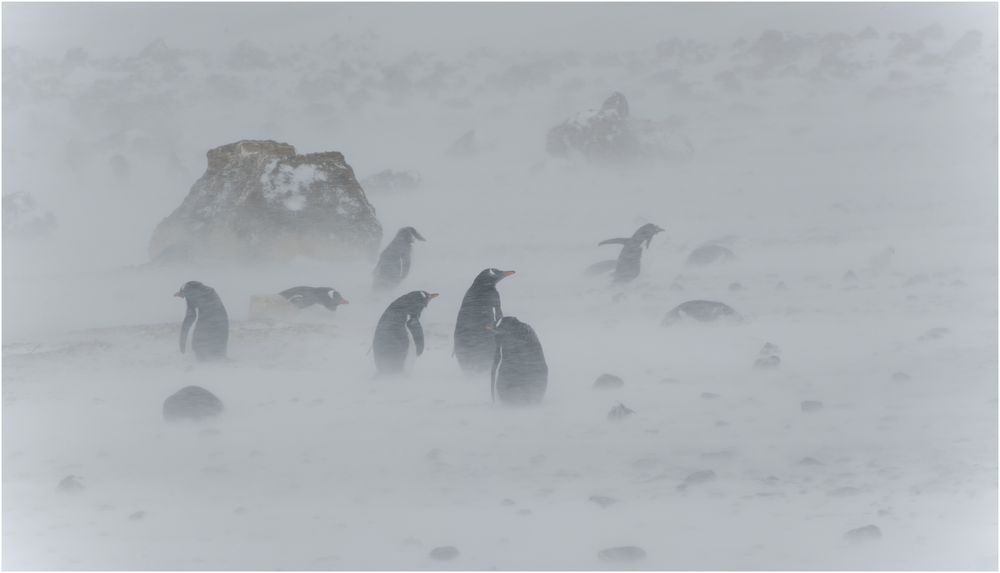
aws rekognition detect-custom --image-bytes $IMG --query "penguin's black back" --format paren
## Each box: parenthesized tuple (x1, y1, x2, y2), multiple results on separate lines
(454, 269, 508, 373)
(491, 316, 548, 406)
(373, 227, 424, 290)
(178, 281, 229, 361)
(373, 291, 433, 375)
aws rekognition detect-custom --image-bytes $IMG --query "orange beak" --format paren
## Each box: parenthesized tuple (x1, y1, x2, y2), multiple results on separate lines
(501, 270, 515, 278)
(173, 291, 183, 298)
(340, 299, 350, 304)
(428, 293, 440, 299)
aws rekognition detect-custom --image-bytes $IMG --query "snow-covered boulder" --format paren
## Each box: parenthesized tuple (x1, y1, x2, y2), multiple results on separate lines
(2, 192, 56, 239)
(149, 140, 382, 263)
(546, 92, 692, 164)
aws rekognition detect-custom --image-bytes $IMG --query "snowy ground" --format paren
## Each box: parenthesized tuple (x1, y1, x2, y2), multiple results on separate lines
(3, 5, 998, 570)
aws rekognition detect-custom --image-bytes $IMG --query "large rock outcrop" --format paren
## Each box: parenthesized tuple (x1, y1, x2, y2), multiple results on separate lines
(546, 92, 693, 164)
(149, 140, 382, 263)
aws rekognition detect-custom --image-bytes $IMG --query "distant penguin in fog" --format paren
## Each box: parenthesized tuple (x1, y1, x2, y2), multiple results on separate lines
(175, 281, 229, 361)
(373, 227, 426, 290)
(373, 290, 438, 375)
(490, 316, 548, 406)
(279, 286, 349, 311)
(454, 268, 515, 374)
(594, 223, 664, 283)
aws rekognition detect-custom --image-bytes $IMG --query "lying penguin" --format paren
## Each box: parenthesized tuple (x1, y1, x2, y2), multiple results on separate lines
(249, 286, 348, 321)
(586, 223, 664, 283)
(373, 290, 438, 376)
(175, 281, 229, 361)
(489, 316, 548, 406)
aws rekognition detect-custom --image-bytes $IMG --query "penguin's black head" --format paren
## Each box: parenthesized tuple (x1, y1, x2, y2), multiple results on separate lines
(322, 289, 349, 310)
(633, 223, 664, 248)
(399, 227, 426, 243)
(406, 290, 439, 309)
(174, 281, 207, 299)
(475, 268, 515, 286)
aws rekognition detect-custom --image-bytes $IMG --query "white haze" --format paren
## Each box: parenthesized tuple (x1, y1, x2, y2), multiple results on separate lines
(2, 3, 998, 570)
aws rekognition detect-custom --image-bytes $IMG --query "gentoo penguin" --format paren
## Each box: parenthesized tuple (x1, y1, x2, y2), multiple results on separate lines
(373, 290, 438, 375)
(489, 316, 548, 406)
(279, 286, 349, 310)
(373, 227, 426, 290)
(597, 223, 664, 283)
(454, 268, 514, 374)
(175, 281, 229, 361)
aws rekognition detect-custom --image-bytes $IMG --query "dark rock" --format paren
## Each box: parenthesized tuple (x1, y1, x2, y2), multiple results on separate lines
(728, 282, 744, 291)
(843, 270, 857, 281)
(448, 129, 480, 157)
(429, 546, 459, 561)
(501, 498, 515, 506)
(775, 281, 789, 290)
(891, 371, 911, 382)
(828, 486, 862, 497)
(685, 244, 736, 267)
(589, 495, 619, 508)
(128, 510, 147, 520)
(2, 192, 57, 239)
(598, 546, 647, 563)
(797, 457, 823, 466)
(163, 386, 224, 422)
(683, 470, 716, 485)
(608, 402, 635, 421)
(149, 140, 382, 263)
(57, 475, 84, 493)
(919, 327, 950, 341)
(800, 400, 824, 413)
(700, 392, 720, 400)
(754, 355, 780, 370)
(594, 373, 625, 390)
(844, 524, 882, 542)
(663, 300, 741, 325)
(547, 92, 691, 164)
(361, 169, 422, 194)
(760, 342, 781, 356)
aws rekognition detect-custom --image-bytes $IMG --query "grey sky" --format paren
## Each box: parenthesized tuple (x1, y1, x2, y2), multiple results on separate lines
(4, 2, 996, 58)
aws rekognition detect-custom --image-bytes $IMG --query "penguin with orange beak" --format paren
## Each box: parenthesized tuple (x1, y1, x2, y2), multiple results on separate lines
(373, 290, 439, 375)
(454, 268, 515, 374)
(175, 281, 229, 361)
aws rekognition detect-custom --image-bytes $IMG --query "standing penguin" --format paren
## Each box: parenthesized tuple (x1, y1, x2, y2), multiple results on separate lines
(598, 223, 664, 283)
(373, 227, 426, 290)
(490, 316, 548, 406)
(373, 290, 439, 375)
(454, 268, 515, 374)
(279, 286, 349, 310)
(175, 281, 229, 361)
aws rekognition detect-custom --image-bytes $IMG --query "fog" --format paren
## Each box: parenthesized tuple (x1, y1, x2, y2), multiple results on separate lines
(2, 3, 998, 570)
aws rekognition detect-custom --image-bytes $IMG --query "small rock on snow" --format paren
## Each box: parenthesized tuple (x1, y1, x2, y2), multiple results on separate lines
(429, 546, 460, 560)
(594, 373, 625, 389)
(844, 524, 882, 542)
(598, 546, 647, 563)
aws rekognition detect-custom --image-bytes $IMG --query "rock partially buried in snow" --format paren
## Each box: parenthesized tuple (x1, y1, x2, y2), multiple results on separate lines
(685, 244, 736, 267)
(683, 470, 717, 485)
(2, 192, 57, 240)
(593, 373, 625, 389)
(662, 300, 741, 325)
(844, 524, 882, 542)
(919, 327, 950, 341)
(891, 371, 912, 382)
(163, 386, 224, 422)
(429, 546, 460, 561)
(149, 140, 382, 263)
(608, 402, 636, 421)
(598, 546, 647, 563)
(760, 342, 781, 356)
(801, 400, 824, 413)
(57, 475, 84, 493)
(589, 495, 619, 508)
(754, 355, 781, 370)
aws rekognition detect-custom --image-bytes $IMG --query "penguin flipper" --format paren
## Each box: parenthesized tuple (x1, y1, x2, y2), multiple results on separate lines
(598, 238, 631, 247)
(490, 345, 501, 403)
(407, 317, 425, 356)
